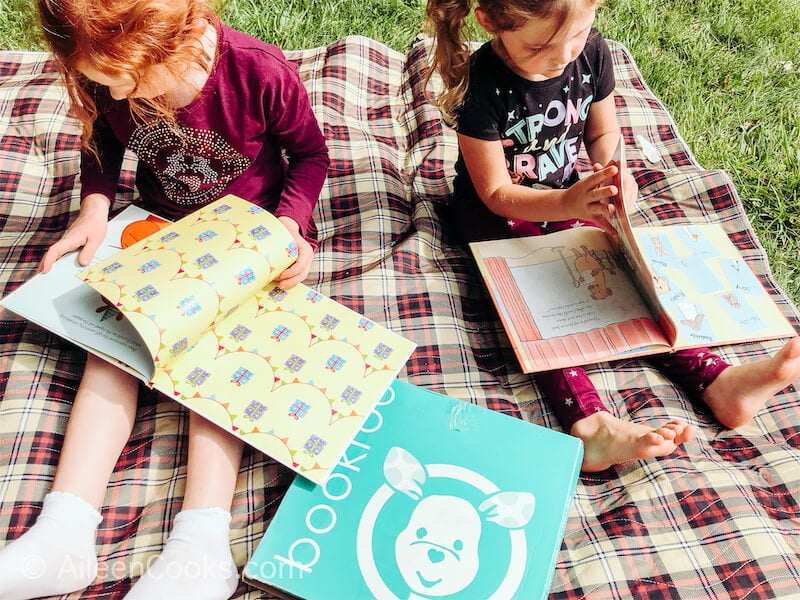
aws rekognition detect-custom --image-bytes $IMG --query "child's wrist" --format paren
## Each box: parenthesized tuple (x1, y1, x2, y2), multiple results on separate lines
(80, 193, 111, 215)
(277, 215, 301, 234)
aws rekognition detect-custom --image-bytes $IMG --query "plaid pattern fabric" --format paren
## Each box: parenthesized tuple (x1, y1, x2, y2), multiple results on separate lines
(1, 37, 799, 599)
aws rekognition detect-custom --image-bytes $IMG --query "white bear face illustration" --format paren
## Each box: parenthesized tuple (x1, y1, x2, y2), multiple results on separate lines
(382, 446, 536, 599)
(394, 494, 481, 596)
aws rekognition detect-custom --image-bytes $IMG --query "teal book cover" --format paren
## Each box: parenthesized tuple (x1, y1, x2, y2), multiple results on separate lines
(243, 380, 583, 599)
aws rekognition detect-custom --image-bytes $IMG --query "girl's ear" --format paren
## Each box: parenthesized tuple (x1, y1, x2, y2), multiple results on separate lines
(474, 7, 498, 35)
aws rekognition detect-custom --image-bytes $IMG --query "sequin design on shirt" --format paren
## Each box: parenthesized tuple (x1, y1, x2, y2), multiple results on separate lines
(129, 121, 251, 207)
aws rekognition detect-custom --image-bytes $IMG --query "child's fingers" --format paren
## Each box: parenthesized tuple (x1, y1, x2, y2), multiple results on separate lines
(592, 163, 618, 184)
(585, 199, 616, 232)
(275, 267, 307, 288)
(37, 253, 54, 274)
(274, 271, 302, 288)
(586, 184, 616, 207)
(576, 166, 616, 196)
(77, 236, 102, 266)
(593, 213, 617, 237)
(274, 249, 312, 288)
(38, 238, 81, 273)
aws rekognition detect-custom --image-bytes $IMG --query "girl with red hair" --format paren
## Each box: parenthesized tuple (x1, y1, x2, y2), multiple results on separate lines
(0, 1, 329, 598)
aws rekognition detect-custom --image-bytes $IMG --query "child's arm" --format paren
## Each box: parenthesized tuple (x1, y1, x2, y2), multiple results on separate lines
(584, 95, 638, 209)
(458, 132, 620, 232)
(262, 60, 330, 245)
(258, 59, 329, 287)
(583, 95, 621, 164)
(39, 103, 124, 273)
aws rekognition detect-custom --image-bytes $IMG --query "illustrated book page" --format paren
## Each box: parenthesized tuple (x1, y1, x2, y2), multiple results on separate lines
(77, 195, 416, 483)
(0, 204, 161, 379)
(627, 222, 796, 350)
(243, 379, 583, 600)
(470, 229, 668, 373)
(608, 135, 796, 351)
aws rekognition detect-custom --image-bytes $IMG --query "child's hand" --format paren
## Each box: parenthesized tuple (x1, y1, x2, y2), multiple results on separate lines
(563, 164, 619, 233)
(274, 216, 314, 288)
(592, 161, 639, 215)
(38, 193, 111, 273)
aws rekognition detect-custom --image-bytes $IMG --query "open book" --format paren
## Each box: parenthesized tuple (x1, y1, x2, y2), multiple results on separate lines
(469, 138, 796, 374)
(1, 195, 416, 483)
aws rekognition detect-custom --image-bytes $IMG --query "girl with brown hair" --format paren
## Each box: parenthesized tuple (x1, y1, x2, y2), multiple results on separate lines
(425, 0, 800, 472)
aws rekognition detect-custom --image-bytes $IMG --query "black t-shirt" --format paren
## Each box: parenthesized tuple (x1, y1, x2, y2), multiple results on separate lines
(452, 30, 615, 204)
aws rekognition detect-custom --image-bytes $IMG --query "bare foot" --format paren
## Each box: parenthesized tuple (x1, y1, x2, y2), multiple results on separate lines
(570, 411, 696, 472)
(703, 336, 800, 429)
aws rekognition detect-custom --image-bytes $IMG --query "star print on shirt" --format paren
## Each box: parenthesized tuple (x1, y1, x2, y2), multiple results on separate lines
(563, 85, 570, 94)
(582, 73, 592, 84)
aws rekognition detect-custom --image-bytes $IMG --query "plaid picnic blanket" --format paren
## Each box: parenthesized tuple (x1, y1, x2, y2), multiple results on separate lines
(1, 35, 799, 599)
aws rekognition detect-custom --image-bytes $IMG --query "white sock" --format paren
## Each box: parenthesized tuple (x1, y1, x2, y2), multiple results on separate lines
(0, 491, 101, 600)
(124, 507, 239, 600)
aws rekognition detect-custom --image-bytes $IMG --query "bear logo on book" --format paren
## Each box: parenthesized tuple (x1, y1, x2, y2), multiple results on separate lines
(243, 380, 583, 599)
(360, 447, 536, 598)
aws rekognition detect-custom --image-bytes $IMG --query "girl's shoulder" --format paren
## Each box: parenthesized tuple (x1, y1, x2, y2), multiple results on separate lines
(468, 41, 510, 86)
(216, 22, 298, 78)
(583, 29, 612, 66)
(470, 41, 502, 72)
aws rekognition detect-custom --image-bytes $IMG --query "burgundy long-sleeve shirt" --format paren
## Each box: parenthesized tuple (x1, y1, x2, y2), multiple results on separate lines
(80, 22, 329, 244)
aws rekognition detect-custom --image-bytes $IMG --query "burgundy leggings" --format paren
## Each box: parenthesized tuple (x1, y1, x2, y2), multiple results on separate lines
(538, 350, 730, 431)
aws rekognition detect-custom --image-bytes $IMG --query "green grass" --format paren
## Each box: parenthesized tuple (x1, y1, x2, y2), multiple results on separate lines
(0, 0, 41, 49)
(221, 0, 428, 50)
(2, 0, 798, 305)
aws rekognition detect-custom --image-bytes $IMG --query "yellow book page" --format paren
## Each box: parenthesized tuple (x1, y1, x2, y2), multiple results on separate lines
(79, 195, 417, 483)
(155, 281, 415, 484)
(80, 196, 296, 367)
